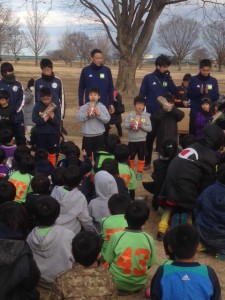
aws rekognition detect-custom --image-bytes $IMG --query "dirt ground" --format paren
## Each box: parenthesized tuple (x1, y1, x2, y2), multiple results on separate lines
(11, 60, 225, 299)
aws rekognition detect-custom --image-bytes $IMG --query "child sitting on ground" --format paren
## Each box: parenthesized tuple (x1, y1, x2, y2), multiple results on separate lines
(124, 96, 152, 180)
(76, 87, 110, 159)
(114, 143, 138, 200)
(143, 139, 178, 210)
(27, 196, 75, 290)
(53, 165, 93, 234)
(195, 163, 225, 259)
(88, 170, 118, 232)
(195, 97, 213, 140)
(51, 231, 118, 299)
(9, 154, 35, 203)
(35, 148, 55, 176)
(50, 166, 66, 194)
(101, 193, 130, 260)
(150, 224, 221, 300)
(104, 201, 156, 296)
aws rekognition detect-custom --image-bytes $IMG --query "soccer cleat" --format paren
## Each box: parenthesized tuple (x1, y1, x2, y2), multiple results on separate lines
(170, 213, 180, 228)
(180, 212, 188, 224)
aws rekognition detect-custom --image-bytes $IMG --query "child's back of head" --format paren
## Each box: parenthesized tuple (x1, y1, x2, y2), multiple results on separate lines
(102, 158, 119, 176)
(169, 224, 200, 260)
(106, 134, 121, 153)
(180, 134, 197, 149)
(31, 174, 50, 194)
(0, 129, 14, 145)
(63, 165, 82, 190)
(0, 181, 16, 204)
(114, 144, 129, 163)
(72, 231, 102, 267)
(51, 166, 66, 187)
(14, 146, 31, 164)
(108, 193, 131, 215)
(18, 154, 36, 175)
(34, 149, 48, 161)
(34, 196, 60, 227)
(125, 201, 150, 229)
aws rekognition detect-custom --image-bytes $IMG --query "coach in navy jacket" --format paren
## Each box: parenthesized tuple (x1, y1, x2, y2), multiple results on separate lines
(187, 59, 219, 134)
(139, 55, 177, 167)
(78, 49, 114, 109)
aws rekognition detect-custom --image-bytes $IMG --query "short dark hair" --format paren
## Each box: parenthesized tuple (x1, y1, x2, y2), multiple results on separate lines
(169, 224, 200, 259)
(0, 128, 14, 145)
(106, 134, 121, 153)
(0, 149, 6, 164)
(17, 154, 36, 175)
(165, 94, 175, 103)
(183, 73, 192, 82)
(72, 231, 102, 267)
(155, 55, 171, 67)
(160, 138, 178, 161)
(63, 165, 82, 188)
(134, 95, 146, 106)
(34, 196, 60, 226)
(1, 62, 14, 76)
(14, 146, 31, 163)
(180, 134, 197, 149)
(199, 59, 212, 69)
(108, 193, 131, 215)
(31, 174, 50, 194)
(217, 163, 225, 184)
(0, 181, 16, 204)
(114, 144, 129, 163)
(125, 201, 150, 228)
(40, 87, 52, 98)
(102, 159, 119, 176)
(88, 88, 100, 95)
(40, 58, 53, 69)
(51, 166, 66, 186)
(0, 89, 10, 100)
(91, 49, 102, 57)
(163, 230, 175, 261)
(0, 201, 28, 237)
(201, 97, 212, 105)
(61, 141, 80, 157)
(35, 148, 48, 161)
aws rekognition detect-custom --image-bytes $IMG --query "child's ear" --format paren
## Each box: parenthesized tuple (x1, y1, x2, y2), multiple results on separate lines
(97, 253, 101, 261)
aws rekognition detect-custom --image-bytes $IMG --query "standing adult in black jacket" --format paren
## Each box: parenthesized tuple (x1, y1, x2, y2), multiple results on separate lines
(160, 124, 224, 210)
(0, 201, 40, 300)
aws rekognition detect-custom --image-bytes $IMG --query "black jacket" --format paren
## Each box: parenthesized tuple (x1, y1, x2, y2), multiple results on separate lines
(0, 239, 40, 300)
(0, 106, 15, 131)
(160, 124, 224, 209)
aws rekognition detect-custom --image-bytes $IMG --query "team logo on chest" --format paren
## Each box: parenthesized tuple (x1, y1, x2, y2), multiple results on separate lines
(12, 85, 18, 92)
(52, 82, 58, 88)
(178, 148, 199, 162)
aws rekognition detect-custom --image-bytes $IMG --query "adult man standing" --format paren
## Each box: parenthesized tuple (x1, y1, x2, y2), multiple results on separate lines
(78, 49, 114, 113)
(139, 55, 177, 169)
(187, 59, 219, 135)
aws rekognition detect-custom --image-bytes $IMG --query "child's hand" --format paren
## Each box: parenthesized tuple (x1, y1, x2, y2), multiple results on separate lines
(200, 84, 204, 94)
(87, 106, 95, 117)
(109, 105, 115, 114)
(43, 115, 49, 122)
(94, 107, 101, 116)
(138, 121, 143, 128)
(130, 120, 137, 128)
(82, 149, 87, 157)
(48, 111, 54, 119)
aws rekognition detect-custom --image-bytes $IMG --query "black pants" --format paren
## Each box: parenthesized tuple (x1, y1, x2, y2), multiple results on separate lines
(36, 133, 59, 153)
(145, 114, 161, 165)
(14, 123, 26, 146)
(189, 115, 196, 135)
(128, 141, 146, 160)
(82, 134, 105, 158)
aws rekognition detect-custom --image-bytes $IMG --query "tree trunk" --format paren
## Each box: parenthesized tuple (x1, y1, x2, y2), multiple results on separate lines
(35, 54, 38, 66)
(115, 54, 138, 95)
(218, 61, 222, 72)
(178, 60, 182, 71)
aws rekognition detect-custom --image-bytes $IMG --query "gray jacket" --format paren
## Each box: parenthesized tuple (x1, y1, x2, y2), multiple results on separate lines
(53, 186, 93, 234)
(124, 111, 152, 142)
(27, 225, 74, 289)
(23, 88, 35, 126)
(76, 102, 110, 137)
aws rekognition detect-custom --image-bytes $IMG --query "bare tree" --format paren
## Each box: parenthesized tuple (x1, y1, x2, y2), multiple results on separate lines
(69, 32, 92, 67)
(157, 17, 199, 70)
(191, 47, 210, 62)
(0, 5, 19, 54)
(63, 0, 224, 94)
(6, 28, 26, 63)
(204, 21, 225, 71)
(25, 0, 50, 66)
(58, 30, 77, 66)
(92, 33, 112, 63)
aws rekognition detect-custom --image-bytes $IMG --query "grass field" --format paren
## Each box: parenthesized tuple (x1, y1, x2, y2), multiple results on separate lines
(12, 60, 225, 299)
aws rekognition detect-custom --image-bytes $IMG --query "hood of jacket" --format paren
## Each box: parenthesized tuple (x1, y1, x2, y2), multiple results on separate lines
(94, 170, 118, 201)
(0, 240, 27, 266)
(27, 225, 63, 258)
(199, 124, 224, 150)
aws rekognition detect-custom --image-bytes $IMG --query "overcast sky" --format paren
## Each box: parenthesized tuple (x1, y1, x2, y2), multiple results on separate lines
(2, 0, 224, 56)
